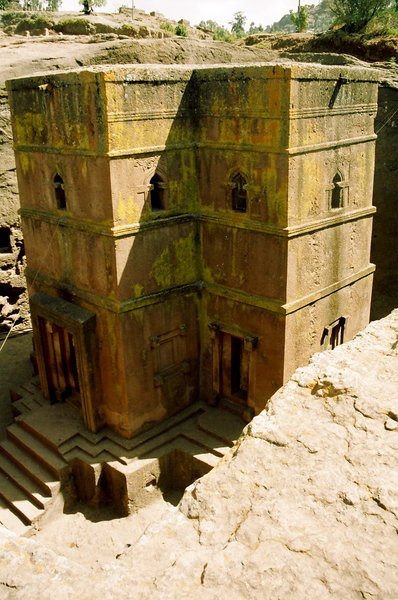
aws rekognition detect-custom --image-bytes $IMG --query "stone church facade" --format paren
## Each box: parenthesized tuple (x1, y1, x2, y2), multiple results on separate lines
(7, 63, 378, 438)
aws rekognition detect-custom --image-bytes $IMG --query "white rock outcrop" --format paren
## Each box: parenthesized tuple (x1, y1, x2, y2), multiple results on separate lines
(1, 310, 398, 599)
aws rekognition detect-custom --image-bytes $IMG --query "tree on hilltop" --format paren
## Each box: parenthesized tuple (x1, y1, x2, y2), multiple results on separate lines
(80, 0, 106, 15)
(330, 0, 391, 32)
(46, 0, 62, 10)
(197, 19, 234, 41)
(290, 3, 309, 32)
(248, 22, 265, 34)
(229, 11, 246, 37)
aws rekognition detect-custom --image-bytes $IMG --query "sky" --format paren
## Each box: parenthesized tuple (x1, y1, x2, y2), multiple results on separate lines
(60, 0, 321, 29)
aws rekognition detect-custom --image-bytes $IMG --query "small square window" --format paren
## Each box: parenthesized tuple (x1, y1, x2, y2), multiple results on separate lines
(321, 317, 346, 350)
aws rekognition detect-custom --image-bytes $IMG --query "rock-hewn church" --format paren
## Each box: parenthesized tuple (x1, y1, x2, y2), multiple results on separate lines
(7, 63, 378, 438)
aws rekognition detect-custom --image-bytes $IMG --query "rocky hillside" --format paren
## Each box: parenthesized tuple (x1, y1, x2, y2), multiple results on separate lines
(1, 309, 398, 598)
(0, 8, 210, 39)
(244, 30, 398, 63)
(267, 0, 333, 33)
(1, 15, 398, 335)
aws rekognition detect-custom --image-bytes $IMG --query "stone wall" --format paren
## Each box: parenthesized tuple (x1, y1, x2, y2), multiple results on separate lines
(371, 84, 398, 319)
(7, 63, 379, 435)
(1, 49, 398, 341)
(0, 89, 29, 335)
(1, 308, 397, 599)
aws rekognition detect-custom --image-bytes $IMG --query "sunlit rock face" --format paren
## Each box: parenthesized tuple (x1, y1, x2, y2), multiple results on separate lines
(1, 309, 398, 599)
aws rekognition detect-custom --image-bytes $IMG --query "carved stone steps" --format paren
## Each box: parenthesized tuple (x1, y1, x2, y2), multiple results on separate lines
(0, 472, 45, 525)
(56, 404, 210, 466)
(0, 497, 30, 535)
(0, 390, 246, 534)
(11, 395, 44, 417)
(59, 433, 128, 462)
(6, 423, 68, 477)
(64, 447, 120, 466)
(0, 439, 60, 496)
(9, 378, 44, 418)
(106, 403, 206, 453)
(0, 422, 67, 534)
(0, 453, 51, 509)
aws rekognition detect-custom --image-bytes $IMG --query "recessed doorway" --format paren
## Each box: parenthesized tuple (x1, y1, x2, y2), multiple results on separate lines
(39, 318, 80, 406)
(220, 332, 248, 404)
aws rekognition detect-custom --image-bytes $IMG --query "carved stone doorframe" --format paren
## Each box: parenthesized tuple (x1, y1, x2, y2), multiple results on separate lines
(30, 291, 99, 433)
(209, 322, 258, 407)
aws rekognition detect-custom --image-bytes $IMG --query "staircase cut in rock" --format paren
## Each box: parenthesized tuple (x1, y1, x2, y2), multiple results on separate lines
(0, 388, 246, 535)
(0, 420, 68, 532)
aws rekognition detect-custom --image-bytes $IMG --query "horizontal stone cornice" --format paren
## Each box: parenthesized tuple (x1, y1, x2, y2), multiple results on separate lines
(205, 265, 374, 314)
(285, 206, 376, 238)
(25, 269, 201, 314)
(20, 205, 375, 239)
(288, 102, 378, 119)
(13, 133, 376, 159)
(287, 133, 377, 156)
(26, 264, 375, 317)
(107, 109, 193, 122)
(283, 264, 375, 315)
(13, 142, 196, 157)
(106, 102, 377, 123)
(60, 101, 378, 128)
(19, 208, 194, 237)
(200, 206, 375, 237)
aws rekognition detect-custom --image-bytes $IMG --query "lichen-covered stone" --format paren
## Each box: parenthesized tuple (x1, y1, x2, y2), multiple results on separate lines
(1, 310, 398, 599)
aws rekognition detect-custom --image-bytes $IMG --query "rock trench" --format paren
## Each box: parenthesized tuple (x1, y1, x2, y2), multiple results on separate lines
(1, 309, 397, 599)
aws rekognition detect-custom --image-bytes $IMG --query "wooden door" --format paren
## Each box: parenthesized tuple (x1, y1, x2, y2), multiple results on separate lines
(39, 317, 80, 405)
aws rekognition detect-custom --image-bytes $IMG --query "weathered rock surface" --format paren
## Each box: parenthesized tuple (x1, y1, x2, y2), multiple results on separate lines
(1, 31, 397, 333)
(1, 310, 398, 599)
(0, 35, 280, 334)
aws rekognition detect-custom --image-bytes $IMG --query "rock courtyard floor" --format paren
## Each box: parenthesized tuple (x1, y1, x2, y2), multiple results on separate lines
(0, 332, 185, 568)
(1, 311, 398, 599)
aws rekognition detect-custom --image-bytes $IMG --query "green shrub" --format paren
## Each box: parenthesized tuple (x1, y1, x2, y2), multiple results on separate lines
(34, 15, 54, 29)
(120, 23, 137, 36)
(14, 18, 32, 33)
(160, 21, 174, 32)
(175, 23, 188, 37)
(213, 30, 234, 42)
(0, 11, 25, 27)
(365, 9, 398, 36)
(138, 24, 149, 37)
(94, 22, 116, 34)
(54, 18, 95, 35)
(14, 14, 54, 33)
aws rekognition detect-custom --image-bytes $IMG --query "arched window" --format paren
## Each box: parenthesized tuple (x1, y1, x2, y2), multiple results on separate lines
(331, 173, 343, 209)
(231, 173, 247, 213)
(53, 174, 66, 210)
(150, 173, 166, 211)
